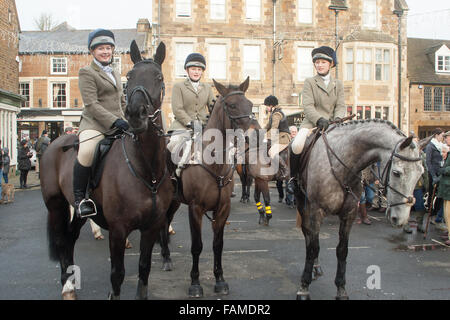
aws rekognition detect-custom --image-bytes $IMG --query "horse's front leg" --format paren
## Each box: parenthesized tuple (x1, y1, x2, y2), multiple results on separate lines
(135, 229, 158, 300)
(334, 209, 356, 300)
(260, 180, 272, 226)
(188, 203, 204, 298)
(108, 228, 127, 300)
(212, 203, 231, 295)
(254, 182, 265, 225)
(297, 208, 321, 300)
(160, 200, 180, 271)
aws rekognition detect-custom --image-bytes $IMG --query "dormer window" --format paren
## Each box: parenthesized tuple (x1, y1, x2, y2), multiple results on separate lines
(435, 44, 450, 73)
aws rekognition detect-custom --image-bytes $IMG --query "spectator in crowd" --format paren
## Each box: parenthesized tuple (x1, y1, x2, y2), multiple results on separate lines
(356, 166, 374, 225)
(2, 148, 10, 183)
(64, 127, 74, 135)
(285, 126, 298, 208)
(425, 128, 446, 231)
(0, 140, 3, 197)
(438, 131, 450, 244)
(18, 139, 33, 189)
(35, 130, 51, 177)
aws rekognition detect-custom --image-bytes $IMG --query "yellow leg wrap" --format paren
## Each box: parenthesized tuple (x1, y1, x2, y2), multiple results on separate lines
(265, 206, 272, 215)
(256, 202, 263, 210)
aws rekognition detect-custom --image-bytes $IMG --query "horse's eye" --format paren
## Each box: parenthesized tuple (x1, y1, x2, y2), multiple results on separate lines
(229, 104, 236, 109)
(392, 170, 401, 178)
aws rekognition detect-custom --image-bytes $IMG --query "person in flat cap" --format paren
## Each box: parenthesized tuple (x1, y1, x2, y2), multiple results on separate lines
(73, 28, 128, 218)
(167, 52, 215, 176)
(287, 45, 345, 194)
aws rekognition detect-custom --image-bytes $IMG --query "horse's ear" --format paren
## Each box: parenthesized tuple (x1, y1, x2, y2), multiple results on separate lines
(239, 76, 250, 93)
(418, 135, 433, 151)
(130, 40, 142, 64)
(399, 136, 414, 150)
(154, 42, 166, 66)
(213, 79, 229, 97)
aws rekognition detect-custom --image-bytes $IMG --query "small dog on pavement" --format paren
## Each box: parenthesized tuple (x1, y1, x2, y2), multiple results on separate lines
(1, 183, 15, 204)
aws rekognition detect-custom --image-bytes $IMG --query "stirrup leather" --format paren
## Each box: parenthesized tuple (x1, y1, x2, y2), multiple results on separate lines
(77, 198, 97, 218)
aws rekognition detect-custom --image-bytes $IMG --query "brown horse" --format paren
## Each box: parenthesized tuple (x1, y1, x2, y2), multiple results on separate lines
(159, 77, 254, 298)
(41, 41, 173, 300)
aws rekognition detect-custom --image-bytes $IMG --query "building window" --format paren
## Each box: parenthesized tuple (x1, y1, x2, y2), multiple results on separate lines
(365, 106, 371, 119)
(175, 43, 194, 78)
(243, 45, 260, 80)
(346, 106, 353, 117)
(362, 0, 377, 29)
(375, 106, 382, 119)
(112, 56, 121, 74)
(382, 107, 389, 120)
(176, 0, 191, 17)
(375, 49, 390, 81)
(297, 46, 314, 81)
(208, 44, 227, 80)
(345, 48, 354, 81)
(434, 87, 442, 111)
(246, 0, 260, 21)
(424, 87, 432, 111)
(8, 9, 12, 24)
(437, 55, 450, 72)
(356, 106, 363, 119)
(51, 57, 67, 75)
(52, 83, 67, 108)
(19, 83, 30, 108)
(356, 48, 372, 81)
(445, 87, 450, 111)
(298, 0, 312, 24)
(210, 0, 226, 20)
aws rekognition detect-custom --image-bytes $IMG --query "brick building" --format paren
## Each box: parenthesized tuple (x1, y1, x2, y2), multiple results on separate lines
(0, 0, 23, 169)
(18, 19, 153, 142)
(151, 0, 409, 130)
(407, 38, 450, 139)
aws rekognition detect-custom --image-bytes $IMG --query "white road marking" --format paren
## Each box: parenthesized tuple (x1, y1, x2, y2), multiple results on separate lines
(327, 246, 371, 250)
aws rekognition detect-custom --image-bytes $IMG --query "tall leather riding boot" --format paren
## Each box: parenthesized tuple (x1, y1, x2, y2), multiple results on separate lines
(287, 148, 301, 195)
(73, 159, 95, 218)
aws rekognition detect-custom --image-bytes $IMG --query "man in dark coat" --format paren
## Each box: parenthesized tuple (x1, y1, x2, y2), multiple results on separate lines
(18, 139, 33, 189)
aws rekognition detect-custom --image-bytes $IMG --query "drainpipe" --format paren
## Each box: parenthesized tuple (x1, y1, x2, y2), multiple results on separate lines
(158, 0, 161, 42)
(272, 0, 276, 96)
(394, 9, 404, 130)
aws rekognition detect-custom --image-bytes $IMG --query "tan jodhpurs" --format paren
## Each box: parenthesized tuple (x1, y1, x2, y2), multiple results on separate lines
(77, 130, 104, 167)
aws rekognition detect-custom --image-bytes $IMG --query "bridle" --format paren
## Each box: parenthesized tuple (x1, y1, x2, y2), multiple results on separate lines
(220, 91, 255, 129)
(322, 130, 422, 211)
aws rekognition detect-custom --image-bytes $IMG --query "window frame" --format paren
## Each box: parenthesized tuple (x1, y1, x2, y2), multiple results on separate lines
(51, 82, 68, 108)
(242, 44, 261, 81)
(176, 0, 192, 18)
(296, 46, 314, 81)
(207, 43, 227, 80)
(175, 42, 195, 79)
(297, 0, 313, 24)
(19, 82, 30, 108)
(210, 0, 226, 20)
(245, 0, 261, 22)
(362, 0, 377, 29)
(50, 57, 68, 75)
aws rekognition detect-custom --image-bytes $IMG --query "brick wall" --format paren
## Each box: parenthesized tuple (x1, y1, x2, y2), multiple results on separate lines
(0, 0, 20, 93)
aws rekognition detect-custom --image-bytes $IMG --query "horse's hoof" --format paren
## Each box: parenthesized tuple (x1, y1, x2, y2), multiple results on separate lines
(162, 261, 173, 271)
(62, 290, 77, 300)
(336, 295, 349, 300)
(214, 281, 229, 295)
(108, 292, 120, 300)
(296, 293, 311, 300)
(135, 280, 148, 300)
(188, 284, 204, 298)
(258, 212, 265, 225)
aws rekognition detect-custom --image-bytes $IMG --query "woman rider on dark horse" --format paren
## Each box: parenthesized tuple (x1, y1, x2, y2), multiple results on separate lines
(73, 29, 129, 218)
(288, 46, 346, 194)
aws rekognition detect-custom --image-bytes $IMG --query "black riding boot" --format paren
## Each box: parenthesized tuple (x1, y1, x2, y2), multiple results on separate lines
(287, 148, 301, 195)
(73, 159, 96, 218)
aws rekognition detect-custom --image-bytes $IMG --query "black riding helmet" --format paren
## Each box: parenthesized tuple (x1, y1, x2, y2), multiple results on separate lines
(184, 53, 206, 70)
(311, 46, 337, 68)
(88, 29, 116, 51)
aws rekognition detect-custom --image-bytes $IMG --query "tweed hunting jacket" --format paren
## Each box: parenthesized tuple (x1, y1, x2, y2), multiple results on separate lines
(300, 74, 346, 129)
(168, 79, 214, 132)
(264, 110, 291, 145)
(78, 61, 126, 133)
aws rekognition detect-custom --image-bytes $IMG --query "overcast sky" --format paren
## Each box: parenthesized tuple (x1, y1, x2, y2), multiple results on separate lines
(15, 0, 450, 40)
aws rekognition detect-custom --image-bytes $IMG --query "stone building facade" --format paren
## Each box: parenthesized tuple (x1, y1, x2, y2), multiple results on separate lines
(0, 0, 23, 169)
(18, 19, 153, 142)
(151, 0, 409, 130)
(407, 38, 450, 139)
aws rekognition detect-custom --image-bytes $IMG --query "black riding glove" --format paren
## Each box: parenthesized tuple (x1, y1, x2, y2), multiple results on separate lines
(316, 117, 330, 131)
(186, 121, 195, 130)
(112, 119, 130, 131)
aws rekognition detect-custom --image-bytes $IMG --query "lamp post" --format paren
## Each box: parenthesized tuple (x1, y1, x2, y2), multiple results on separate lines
(328, 3, 348, 79)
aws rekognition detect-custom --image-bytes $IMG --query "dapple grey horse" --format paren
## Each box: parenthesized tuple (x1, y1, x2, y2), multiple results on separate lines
(292, 119, 423, 300)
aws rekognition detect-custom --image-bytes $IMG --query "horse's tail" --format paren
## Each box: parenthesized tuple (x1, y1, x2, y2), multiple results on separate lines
(46, 198, 71, 262)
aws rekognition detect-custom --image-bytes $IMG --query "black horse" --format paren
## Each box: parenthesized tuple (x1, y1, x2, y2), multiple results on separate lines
(41, 41, 173, 299)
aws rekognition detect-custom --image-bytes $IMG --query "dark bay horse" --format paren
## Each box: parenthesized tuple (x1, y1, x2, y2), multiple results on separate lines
(41, 41, 173, 300)
(292, 119, 423, 300)
(160, 77, 254, 298)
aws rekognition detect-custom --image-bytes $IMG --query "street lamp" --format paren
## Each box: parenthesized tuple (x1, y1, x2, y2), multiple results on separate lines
(328, 1, 348, 79)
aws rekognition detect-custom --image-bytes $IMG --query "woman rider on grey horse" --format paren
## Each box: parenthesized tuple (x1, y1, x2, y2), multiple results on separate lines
(288, 46, 346, 193)
(73, 29, 128, 218)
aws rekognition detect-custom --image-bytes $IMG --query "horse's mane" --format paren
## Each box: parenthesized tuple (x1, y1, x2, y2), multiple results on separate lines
(335, 119, 406, 137)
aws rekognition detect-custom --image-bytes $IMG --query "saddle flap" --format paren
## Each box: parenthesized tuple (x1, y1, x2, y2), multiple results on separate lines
(90, 136, 117, 189)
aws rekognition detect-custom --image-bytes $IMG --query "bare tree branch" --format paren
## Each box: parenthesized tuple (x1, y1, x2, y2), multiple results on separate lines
(34, 13, 58, 31)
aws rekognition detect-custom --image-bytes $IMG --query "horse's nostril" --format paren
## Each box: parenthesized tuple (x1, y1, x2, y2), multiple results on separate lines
(391, 216, 398, 225)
